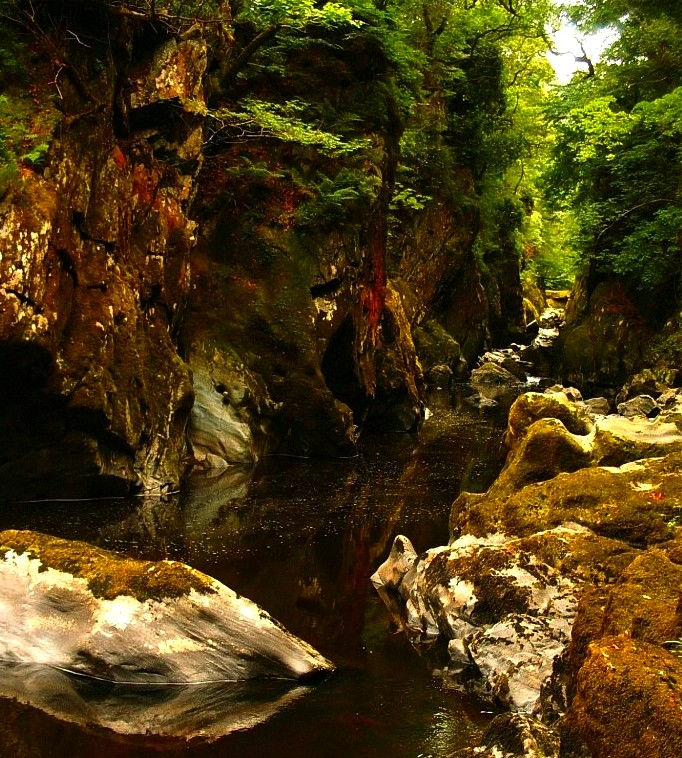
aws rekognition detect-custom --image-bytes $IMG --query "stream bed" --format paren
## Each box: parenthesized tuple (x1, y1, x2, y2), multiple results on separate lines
(0, 388, 518, 757)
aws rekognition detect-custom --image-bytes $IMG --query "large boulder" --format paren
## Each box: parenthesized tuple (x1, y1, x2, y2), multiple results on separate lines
(0, 530, 333, 684)
(486, 391, 682, 499)
(453, 453, 682, 546)
(372, 525, 634, 712)
(559, 637, 682, 758)
(506, 392, 591, 443)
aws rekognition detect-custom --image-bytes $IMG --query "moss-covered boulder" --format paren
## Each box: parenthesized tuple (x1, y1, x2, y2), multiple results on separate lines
(487, 391, 682, 500)
(490, 418, 592, 497)
(559, 278, 652, 392)
(413, 319, 467, 387)
(453, 453, 682, 546)
(471, 361, 523, 387)
(0, 530, 333, 683)
(560, 637, 682, 758)
(507, 392, 592, 444)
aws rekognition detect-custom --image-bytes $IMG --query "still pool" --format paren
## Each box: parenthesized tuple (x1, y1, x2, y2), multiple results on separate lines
(0, 389, 513, 757)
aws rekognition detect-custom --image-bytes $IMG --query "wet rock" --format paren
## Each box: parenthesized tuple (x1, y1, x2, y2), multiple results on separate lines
(451, 712, 559, 758)
(0, 530, 333, 684)
(187, 372, 256, 467)
(185, 345, 277, 468)
(465, 394, 499, 409)
(471, 361, 523, 387)
(492, 392, 682, 497)
(544, 384, 583, 403)
(372, 526, 631, 712)
(560, 637, 682, 758)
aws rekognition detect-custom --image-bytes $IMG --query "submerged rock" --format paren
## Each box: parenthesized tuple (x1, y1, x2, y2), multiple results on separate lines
(0, 530, 333, 684)
(451, 712, 559, 758)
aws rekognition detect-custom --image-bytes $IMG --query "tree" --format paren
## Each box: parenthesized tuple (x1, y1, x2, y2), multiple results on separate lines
(543, 0, 682, 295)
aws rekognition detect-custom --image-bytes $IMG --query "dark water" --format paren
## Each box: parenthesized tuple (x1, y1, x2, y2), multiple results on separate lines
(0, 389, 513, 758)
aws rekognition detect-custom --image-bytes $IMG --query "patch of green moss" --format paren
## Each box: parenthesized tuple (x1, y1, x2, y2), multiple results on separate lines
(455, 452, 682, 546)
(0, 529, 214, 602)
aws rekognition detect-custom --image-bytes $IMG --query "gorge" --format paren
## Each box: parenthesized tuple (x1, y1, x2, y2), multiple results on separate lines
(1, 0, 682, 755)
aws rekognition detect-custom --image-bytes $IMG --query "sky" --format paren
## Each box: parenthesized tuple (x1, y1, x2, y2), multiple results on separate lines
(547, 24, 618, 83)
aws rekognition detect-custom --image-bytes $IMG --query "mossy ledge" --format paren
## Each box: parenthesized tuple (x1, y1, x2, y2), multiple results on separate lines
(0, 529, 215, 602)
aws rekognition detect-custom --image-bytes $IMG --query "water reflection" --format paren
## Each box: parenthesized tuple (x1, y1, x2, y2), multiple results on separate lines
(0, 388, 514, 756)
(0, 662, 311, 742)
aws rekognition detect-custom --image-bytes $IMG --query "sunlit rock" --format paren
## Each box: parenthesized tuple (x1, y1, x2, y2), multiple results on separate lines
(0, 530, 334, 684)
(373, 525, 631, 712)
(617, 394, 658, 418)
(453, 452, 682, 546)
(507, 392, 592, 446)
(491, 418, 592, 496)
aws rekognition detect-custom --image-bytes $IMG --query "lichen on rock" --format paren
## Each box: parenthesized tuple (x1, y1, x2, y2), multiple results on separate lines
(0, 529, 334, 684)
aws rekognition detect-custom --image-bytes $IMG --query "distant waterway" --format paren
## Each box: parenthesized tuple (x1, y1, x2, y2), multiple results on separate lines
(0, 387, 518, 757)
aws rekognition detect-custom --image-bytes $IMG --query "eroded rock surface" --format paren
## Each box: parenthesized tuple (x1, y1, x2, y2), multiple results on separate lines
(375, 385, 682, 756)
(0, 530, 333, 684)
(372, 525, 633, 712)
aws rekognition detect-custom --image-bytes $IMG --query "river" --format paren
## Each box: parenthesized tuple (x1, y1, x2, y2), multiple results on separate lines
(0, 387, 518, 757)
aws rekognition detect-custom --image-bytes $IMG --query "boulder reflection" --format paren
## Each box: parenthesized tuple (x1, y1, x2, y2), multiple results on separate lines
(0, 661, 311, 743)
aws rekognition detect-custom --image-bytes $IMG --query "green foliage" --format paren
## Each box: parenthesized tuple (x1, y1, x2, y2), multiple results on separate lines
(295, 168, 381, 228)
(210, 98, 370, 155)
(544, 1, 682, 293)
(239, 0, 360, 29)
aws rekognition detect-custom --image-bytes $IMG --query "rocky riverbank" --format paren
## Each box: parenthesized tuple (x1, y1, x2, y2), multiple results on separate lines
(374, 378, 682, 757)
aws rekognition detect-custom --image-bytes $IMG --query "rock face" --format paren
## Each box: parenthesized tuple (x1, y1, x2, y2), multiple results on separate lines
(0, 530, 333, 684)
(0, 11, 205, 498)
(559, 275, 652, 393)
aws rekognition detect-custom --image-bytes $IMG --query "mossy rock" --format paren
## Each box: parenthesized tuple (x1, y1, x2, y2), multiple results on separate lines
(452, 452, 682, 545)
(0, 529, 213, 602)
(471, 361, 522, 387)
(598, 548, 682, 643)
(412, 319, 463, 374)
(591, 416, 682, 466)
(507, 392, 592, 443)
(490, 418, 592, 497)
(560, 637, 682, 758)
